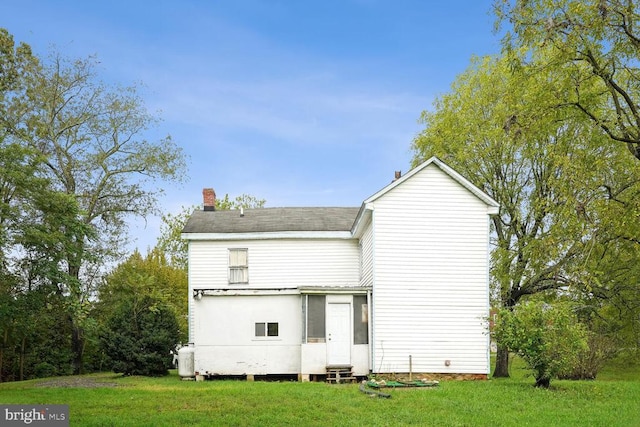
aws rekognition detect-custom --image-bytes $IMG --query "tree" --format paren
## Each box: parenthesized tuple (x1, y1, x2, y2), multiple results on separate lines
(156, 194, 265, 270)
(1, 29, 187, 374)
(495, 301, 588, 387)
(97, 249, 188, 343)
(412, 54, 640, 377)
(495, 0, 640, 159)
(100, 295, 179, 376)
(572, 232, 640, 365)
(0, 29, 44, 268)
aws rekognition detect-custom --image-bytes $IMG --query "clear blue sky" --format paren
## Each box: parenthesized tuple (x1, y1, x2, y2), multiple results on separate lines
(5, 0, 501, 253)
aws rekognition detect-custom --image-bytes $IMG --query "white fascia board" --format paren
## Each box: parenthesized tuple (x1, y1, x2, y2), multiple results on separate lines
(196, 288, 300, 297)
(350, 203, 373, 238)
(181, 230, 354, 241)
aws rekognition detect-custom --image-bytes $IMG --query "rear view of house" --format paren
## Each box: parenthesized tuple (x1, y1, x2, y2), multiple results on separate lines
(182, 157, 499, 380)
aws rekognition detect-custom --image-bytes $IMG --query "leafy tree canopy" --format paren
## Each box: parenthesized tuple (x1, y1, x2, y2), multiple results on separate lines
(0, 27, 188, 375)
(495, 0, 640, 159)
(100, 295, 179, 376)
(98, 248, 188, 343)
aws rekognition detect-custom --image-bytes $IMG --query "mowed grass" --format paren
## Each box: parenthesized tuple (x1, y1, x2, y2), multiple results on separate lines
(1, 359, 639, 426)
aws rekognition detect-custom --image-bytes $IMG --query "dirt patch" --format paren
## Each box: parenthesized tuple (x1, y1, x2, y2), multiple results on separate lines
(36, 376, 120, 388)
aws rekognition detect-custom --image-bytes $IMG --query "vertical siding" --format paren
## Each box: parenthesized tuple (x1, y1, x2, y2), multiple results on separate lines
(189, 238, 359, 289)
(372, 165, 490, 374)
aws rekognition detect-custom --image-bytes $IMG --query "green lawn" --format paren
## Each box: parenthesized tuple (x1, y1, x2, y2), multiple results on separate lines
(1, 360, 639, 426)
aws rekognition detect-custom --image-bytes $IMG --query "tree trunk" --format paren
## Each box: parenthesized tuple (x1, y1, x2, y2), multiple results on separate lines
(19, 336, 25, 381)
(72, 323, 84, 375)
(493, 344, 510, 377)
(535, 377, 550, 388)
(68, 261, 85, 375)
(0, 328, 6, 382)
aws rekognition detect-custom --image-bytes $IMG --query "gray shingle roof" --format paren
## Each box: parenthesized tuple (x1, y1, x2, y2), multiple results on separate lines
(182, 207, 360, 234)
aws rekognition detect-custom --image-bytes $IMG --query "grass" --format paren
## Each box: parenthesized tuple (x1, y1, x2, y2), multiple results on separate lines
(1, 359, 639, 426)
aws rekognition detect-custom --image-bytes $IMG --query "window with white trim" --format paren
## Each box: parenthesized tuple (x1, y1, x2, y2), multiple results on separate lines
(302, 295, 326, 343)
(229, 248, 248, 284)
(255, 322, 278, 337)
(353, 295, 368, 344)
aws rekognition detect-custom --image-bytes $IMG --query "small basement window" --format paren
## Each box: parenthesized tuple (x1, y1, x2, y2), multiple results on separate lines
(255, 322, 278, 337)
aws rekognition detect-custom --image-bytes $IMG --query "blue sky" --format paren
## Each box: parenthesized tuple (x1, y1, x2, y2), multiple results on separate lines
(5, 0, 501, 253)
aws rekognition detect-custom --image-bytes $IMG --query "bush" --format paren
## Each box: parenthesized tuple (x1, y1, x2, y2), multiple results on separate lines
(33, 362, 56, 378)
(558, 333, 617, 380)
(100, 296, 179, 376)
(495, 301, 588, 387)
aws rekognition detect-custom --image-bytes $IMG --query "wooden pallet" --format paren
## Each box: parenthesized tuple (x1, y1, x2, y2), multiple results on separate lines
(326, 365, 356, 384)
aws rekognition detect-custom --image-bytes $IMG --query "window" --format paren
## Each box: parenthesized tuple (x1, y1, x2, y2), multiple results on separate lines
(255, 322, 278, 337)
(303, 295, 326, 343)
(229, 248, 248, 284)
(353, 295, 368, 344)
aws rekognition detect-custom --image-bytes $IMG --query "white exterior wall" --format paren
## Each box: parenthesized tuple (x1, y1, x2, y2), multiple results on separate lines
(188, 237, 362, 375)
(193, 294, 301, 375)
(371, 165, 491, 375)
(189, 238, 359, 290)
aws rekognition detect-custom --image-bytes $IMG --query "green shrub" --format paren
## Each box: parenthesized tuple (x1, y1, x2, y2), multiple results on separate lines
(33, 362, 56, 378)
(495, 301, 588, 387)
(558, 332, 617, 380)
(100, 296, 179, 376)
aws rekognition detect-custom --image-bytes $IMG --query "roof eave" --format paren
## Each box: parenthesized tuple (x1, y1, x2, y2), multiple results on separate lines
(181, 230, 355, 241)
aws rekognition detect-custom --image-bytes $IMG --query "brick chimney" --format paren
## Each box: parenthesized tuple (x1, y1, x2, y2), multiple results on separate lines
(203, 188, 216, 211)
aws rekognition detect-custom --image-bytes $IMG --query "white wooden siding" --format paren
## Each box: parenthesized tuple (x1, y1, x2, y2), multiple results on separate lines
(371, 165, 490, 374)
(359, 222, 374, 288)
(189, 238, 359, 289)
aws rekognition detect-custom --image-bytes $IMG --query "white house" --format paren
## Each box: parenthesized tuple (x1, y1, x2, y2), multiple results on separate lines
(181, 157, 499, 381)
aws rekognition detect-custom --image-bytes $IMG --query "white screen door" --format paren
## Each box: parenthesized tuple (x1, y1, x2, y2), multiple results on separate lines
(327, 303, 351, 366)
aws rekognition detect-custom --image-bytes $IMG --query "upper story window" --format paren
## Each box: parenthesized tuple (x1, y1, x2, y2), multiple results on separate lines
(229, 248, 248, 284)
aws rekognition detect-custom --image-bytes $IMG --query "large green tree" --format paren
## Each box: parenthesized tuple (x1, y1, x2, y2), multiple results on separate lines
(495, 0, 640, 159)
(0, 29, 85, 381)
(97, 249, 188, 343)
(412, 54, 640, 377)
(100, 295, 179, 376)
(0, 28, 188, 374)
(0, 29, 42, 269)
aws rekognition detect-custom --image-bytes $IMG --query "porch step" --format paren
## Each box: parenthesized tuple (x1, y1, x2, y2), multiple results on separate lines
(326, 365, 356, 384)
